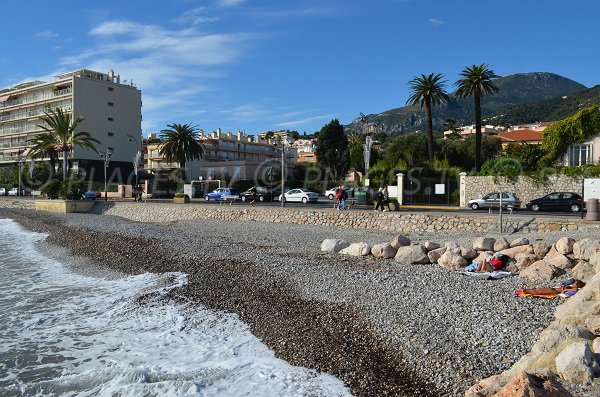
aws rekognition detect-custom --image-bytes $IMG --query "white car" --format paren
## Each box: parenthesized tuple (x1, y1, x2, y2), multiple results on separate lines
(7, 187, 20, 196)
(278, 188, 319, 203)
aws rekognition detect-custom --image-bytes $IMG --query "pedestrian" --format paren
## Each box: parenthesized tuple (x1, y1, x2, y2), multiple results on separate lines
(335, 184, 344, 210)
(341, 186, 348, 210)
(375, 187, 385, 211)
(382, 184, 391, 211)
(249, 186, 257, 206)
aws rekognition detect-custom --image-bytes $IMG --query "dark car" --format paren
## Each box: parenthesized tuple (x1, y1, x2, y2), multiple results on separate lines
(204, 188, 239, 201)
(239, 186, 278, 202)
(525, 192, 583, 212)
(82, 191, 97, 200)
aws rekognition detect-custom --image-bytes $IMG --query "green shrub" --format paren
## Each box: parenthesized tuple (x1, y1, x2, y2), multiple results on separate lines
(59, 178, 87, 200)
(41, 179, 61, 199)
(175, 193, 189, 199)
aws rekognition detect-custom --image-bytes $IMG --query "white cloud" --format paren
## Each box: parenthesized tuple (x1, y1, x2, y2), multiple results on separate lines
(276, 114, 332, 128)
(176, 7, 219, 25)
(37, 30, 59, 39)
(217, 0, 246, 7)
(429, 18, 445, 25)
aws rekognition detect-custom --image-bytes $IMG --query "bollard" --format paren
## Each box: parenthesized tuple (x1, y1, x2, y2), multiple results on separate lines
(586, 198, 599, 221)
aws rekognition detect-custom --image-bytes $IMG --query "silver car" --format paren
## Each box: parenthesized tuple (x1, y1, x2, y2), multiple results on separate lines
(468, 192, 521, 210)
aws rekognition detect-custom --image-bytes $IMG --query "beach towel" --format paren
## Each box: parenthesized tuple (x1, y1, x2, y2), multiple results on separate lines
(459, 271, 515, 280)
(515, 288, 579, 299)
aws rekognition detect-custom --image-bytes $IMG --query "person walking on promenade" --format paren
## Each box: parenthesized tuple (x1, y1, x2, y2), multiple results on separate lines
(341, 186, 349, 210)
(375, 187, 385, 211)
(335, 184, 344, 210)
(249, 186, 257, 206)
(382, 184, 391, 211)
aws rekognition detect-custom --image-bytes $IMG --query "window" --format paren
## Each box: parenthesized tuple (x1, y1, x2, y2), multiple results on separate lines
(108, 117, 114, 122)
(108, 132, 114, 136)
(108, 102, 114, 107)
(107, 87, 114, 92)
(568, 144, 592, 166)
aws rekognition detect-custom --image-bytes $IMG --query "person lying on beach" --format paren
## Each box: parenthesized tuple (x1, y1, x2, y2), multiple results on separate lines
(466, 253, 505, 273)
(516, 278, 585, 299)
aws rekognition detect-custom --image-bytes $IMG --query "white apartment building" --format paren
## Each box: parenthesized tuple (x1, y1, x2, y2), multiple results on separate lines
(0, 69, 142, 181)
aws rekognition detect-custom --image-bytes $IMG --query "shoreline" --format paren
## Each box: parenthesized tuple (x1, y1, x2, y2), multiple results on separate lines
(1, 208, 573, 396)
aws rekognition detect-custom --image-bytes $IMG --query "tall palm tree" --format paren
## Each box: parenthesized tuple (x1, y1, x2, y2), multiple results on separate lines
(406, 73, 450, 162)
(28, 133, 60, 179)
(455, 64, 499, 171)
(36, 108, 100, 179)
(158, 123, 204, 182)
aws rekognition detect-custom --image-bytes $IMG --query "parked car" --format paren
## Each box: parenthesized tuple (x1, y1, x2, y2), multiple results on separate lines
(324, 187, 356, 200)
(278, 188, 319, 203)
(82, 191, 97, 200)
(239, 186, 278, 202)
(525, 192, 583, 212)
(468, 192, 521, 210)
(7, 187, 22, 196)
(0, 187, 6, 196)
(204, 188, 239, 201)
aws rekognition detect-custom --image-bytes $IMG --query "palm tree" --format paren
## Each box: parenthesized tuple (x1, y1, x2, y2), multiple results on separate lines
(455, 64, 499, 171)
(28, 133, 60, 179)
(158, 123, 204, 182)
(406, 73, 450, 163)
(36, 108, 100, 179)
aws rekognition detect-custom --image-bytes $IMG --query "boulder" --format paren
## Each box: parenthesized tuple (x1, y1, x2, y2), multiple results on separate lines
(494, 237, 510, 251)
(532, 239, 551, 258)
(533, 324, 596, 354)
(556, 237, 576, 255)
(445, 241, 460, 250)
(513, 253, 538, 271)
(585, 315, 600, 335)
(371, 243, 397, 259)
(390, 235, 411, 249)
(543, 246, 575, 270)
(460, 246, 478, 260)
(340, 242, 372, 256)
(555, 341, 599, 384)
(593, 337, 600, 354)
(510, 237, 530, 247)
(394, 244, 429, 264)
(321, 239, 351, 253)
(464, 373, 510, 397)
(423, 241, 440, 251)
(499, 245, 534, 258)
(572, 260, 596, 283)
(573, 239, 600, 261)
(492, 369, 574, 397)
(427, 247, 446, 264)
(472, 237, 495, 251)
(437, 250, 468, 270)
(519, 260, 560, 280)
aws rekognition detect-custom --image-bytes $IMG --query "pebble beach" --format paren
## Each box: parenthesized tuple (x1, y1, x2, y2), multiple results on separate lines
(1, 207, 590, 396)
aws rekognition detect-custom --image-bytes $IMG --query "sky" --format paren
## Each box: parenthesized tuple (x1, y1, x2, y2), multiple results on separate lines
(1, 0, 599, 137)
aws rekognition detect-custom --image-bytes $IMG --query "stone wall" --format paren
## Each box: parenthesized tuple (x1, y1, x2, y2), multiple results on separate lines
(2, 199, 599, 234)
(461, 174, 582, 208)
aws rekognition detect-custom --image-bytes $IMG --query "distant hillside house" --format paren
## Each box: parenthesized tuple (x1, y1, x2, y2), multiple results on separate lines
(443, 124, 506, 139)
(498, 129, 544, 149)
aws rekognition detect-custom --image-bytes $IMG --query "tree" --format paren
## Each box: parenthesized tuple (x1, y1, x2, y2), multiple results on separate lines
(158, 123, 204, 182)
(36, 108, 100, 180)
(314, 119, 348, 180)
(28, 133, 60, 179)
(406, 73, 450, 162)
(455, 64, 499, 171)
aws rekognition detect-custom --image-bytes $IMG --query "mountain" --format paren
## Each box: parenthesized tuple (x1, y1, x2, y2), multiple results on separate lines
(346, 72, 587, 135)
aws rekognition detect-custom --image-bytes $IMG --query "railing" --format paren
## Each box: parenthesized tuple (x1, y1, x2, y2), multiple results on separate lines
(0, 87, 72, 109)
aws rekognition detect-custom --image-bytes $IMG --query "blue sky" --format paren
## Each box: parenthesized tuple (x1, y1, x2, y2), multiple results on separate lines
(2, 0, 598, 137)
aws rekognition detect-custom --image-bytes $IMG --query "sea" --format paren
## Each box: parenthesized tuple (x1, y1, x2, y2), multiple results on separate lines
(0, 218, 352, 397)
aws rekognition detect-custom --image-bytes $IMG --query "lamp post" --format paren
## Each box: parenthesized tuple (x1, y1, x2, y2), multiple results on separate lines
(279, 136, 288, 208)
(360, 113, 373, 185)
(99, 149, 113, 201)
(126, 134, 142, 189)
(17, 154, 26, 198)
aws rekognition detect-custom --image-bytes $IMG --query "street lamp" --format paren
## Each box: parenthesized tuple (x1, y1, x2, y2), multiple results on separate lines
(99, 149, 113, 201)
(17, 154, 26, 198)
(279, 136, 289, 208)
(127, 134, 142, 189)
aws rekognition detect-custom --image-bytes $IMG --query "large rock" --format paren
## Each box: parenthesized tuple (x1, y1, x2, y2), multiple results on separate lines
(460, 246, 478, 260)
(422, 241, 440, 251)
(544, 246, 575, 270)
(394, 244, 429, 264)
(427, 247, 446, 264)
(493, 369, 574, 397)
(340, 242, 372, 256)
(585, 315, 600, 335)
(464, 373, 509, 397)
(494, 237, 510, 251)
(519, 260, 560, 280)
(572, 260, 596, 283)
(390, 235, 411, 249)
(437, 250, 468, 270)
(371, 243, 397, 259)
(593, 337, 600, 354)
(556, 237, 576, 255)
(499, 245, 534, 258)
(532, 239, 551, 258)
(555, 341, 599, 384)
(472, 237, 495, 251)
(510, 237, 530, 247)
(321, 239, 350, 253)
(513, 253, 538, 272)
(573, 239, 600, 261)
